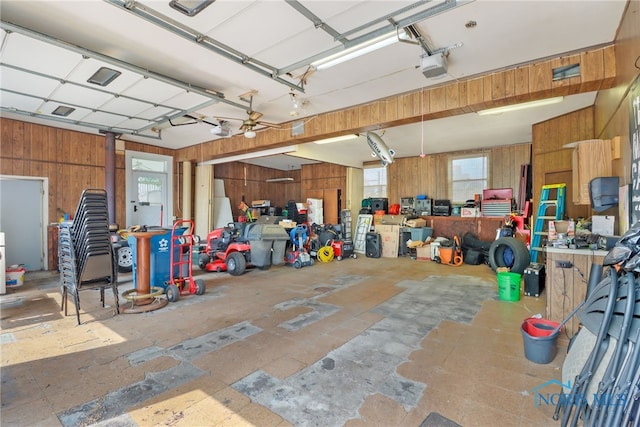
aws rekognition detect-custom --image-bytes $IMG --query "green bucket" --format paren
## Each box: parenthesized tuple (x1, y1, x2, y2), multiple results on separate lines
(497, 272, 521, 301)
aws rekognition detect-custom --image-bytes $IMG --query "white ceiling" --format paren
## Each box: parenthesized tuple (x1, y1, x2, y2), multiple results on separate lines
(0, 0, 627, 170)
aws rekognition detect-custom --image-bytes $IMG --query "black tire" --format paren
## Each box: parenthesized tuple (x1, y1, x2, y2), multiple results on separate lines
(488, 237, 530, 274)
(226, 252, 246, 276)
(198, 253, 210, 270)
(115, 242, 133, 273)
(194, 279, 205, 295)
(294, 259, 302, 269)
(166, 284, 180, 302)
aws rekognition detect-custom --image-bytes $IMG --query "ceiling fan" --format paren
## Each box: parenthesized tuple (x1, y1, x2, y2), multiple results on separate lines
(217, 93, 281, 138)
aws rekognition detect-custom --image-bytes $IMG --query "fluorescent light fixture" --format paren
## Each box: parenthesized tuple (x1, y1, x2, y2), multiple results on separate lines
(477, 97, 564, 116)
(266, 177, 294, 183)
(244, 129, 256, 139)
(312, 32, 403, 71)
(198, 145, 298, 166)
(314, 134, 359, 145)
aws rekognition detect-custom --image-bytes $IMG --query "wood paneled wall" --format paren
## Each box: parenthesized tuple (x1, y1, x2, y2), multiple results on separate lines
(174, 45, 615, 163)
(300, 163, 347, 199)
(387, 143, 531, 207)
(1, 119, 106, 224)
(532, 107, 594, 220)
(210, 162, 301, 219)
(594, 0, 640, 188)
(532, 107, 594, 222)
(0, 119, 174, 227)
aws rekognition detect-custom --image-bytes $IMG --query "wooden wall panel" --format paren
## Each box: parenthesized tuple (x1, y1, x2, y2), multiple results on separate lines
(0, 118, 175, 227)
(2, 9, 638, 269)
(532, 107, 595, 221)
(386, 144, 530, 208)
(211, 162, 303, 221)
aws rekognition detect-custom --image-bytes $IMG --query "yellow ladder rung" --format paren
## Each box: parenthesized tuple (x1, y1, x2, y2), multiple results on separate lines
(542, 183, 567, 190)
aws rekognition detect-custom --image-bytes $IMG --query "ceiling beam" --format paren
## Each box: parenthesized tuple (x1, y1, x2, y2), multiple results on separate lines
(178, 44, 616, 162)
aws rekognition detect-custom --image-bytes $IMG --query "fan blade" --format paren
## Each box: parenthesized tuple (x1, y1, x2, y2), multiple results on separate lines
(215, 116, 245, 122)
(249, 111, 263, 121)
(256, 120, 281, 129)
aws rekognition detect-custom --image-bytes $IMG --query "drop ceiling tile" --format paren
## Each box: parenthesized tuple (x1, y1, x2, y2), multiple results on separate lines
(122, 77, 187, 105)
(0, 91, 43, 113)
(100, 96, 154, 117)
(50, 84, 114, 109)
(114, 117, 157, 131)
(66, 58, 144, 93)
(0, 66, 60, 98)
(39, 101, 93, 121)
(83, 111, 131, 127)
(136, 105, 176, 121)
(160, 90, 213, 110)
(2, 33, 82, 78)
(204, 2, 306, 56)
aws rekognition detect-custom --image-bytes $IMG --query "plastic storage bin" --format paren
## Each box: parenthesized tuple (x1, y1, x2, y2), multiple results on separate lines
(410, 227, 433, 242)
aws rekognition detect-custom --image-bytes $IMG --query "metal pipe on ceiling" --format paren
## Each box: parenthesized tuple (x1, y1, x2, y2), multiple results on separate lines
(103, 0, 306, 93)
(0, 21, 249, 112)
(278, 0, 468, 76)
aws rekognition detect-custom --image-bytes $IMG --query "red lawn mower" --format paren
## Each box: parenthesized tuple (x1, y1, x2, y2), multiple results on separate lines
(198, 222, 252, 276)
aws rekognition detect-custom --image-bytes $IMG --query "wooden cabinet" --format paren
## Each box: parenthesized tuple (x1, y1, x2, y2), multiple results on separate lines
(571, 139, 612, 204)
(544, 247, 607, 337)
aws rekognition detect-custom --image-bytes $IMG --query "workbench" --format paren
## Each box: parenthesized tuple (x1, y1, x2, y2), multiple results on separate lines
(420, 216, 504, 241)
(544, 247, 608, 337)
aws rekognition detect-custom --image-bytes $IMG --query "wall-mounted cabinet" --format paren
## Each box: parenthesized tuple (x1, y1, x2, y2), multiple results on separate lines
(569, 139, 612, 205)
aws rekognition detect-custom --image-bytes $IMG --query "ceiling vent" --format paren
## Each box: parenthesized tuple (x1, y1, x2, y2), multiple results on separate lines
(421, 53, 448, 79)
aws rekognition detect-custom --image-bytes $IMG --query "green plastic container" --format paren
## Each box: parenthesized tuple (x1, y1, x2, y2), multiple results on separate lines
(497, 272, 521, 301)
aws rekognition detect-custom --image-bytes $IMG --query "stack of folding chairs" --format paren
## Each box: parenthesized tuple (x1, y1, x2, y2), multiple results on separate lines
(554, 223, 640, 426)
(58, 189, 119, 325)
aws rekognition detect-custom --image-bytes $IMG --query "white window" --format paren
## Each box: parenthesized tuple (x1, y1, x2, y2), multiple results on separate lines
(448, 153, 488, 203)
(363, 166, 387, 198)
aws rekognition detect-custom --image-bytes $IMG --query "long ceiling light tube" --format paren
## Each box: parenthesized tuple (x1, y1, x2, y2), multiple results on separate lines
(198, 145, 298, 166)
(313, 134, 359, 144)
(476, 97, 564, 116)
(279, 0, 468, 76)
(312, 33, 400, 70)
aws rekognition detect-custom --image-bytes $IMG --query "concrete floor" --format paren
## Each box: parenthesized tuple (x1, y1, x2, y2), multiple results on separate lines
(1, 256, 567, 426)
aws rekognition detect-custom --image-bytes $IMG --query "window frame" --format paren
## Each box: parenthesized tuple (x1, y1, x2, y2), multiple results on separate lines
(363, 165, 388, 199)
(448, 152, 489, 204)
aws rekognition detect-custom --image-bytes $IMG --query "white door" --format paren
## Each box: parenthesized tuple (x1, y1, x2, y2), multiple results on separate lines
(131, 171, 168, 227)
(0, 176, 47, 270)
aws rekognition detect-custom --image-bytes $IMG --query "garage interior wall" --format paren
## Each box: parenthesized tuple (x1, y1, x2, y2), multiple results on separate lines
(1, 1, 638, 263)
